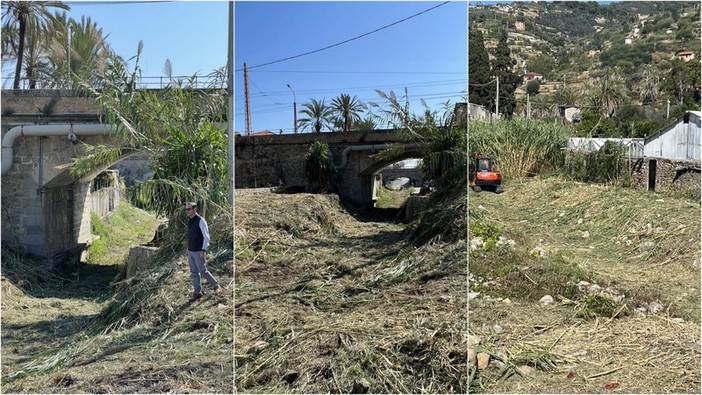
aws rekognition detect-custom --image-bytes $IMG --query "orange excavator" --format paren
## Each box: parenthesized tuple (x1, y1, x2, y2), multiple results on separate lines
(470, 155, 503, 193)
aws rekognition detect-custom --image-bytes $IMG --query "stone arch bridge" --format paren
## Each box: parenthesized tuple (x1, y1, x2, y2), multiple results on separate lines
(235, 130, 423, 205)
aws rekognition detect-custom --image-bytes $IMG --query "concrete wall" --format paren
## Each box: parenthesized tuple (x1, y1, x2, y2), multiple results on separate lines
(1, 88, 120, 265)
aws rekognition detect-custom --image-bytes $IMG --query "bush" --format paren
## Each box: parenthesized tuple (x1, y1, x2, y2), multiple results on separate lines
(566, 141, 630, 184)
(305, 141, 338, 193)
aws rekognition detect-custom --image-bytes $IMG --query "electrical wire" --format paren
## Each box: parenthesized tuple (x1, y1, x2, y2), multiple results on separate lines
(237, 1, 451, 71)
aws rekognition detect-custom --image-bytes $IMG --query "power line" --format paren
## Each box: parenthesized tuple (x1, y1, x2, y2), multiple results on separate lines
(237, 1, 451, 71)
(248, 70, 465, 75)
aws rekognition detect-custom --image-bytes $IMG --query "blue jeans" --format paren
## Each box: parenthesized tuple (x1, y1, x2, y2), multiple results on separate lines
(187, 250, 218, 294)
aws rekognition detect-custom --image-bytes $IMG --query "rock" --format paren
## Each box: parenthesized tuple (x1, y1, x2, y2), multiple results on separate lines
(530, 247, 548, 258)
(577, 218, 584, 224)
(577, 280, 591, 289)
(470, 237, 484, 251)
(634, 307, 647, 314)
(386, 177, 410, 191)
(469, 348, 477, 369)
(493, 325, 503, 334)
(581, 231, 590, 239)
(648, 301, 664, 314)
(671, 318, 685, 324)
(468, 292, 480, 301)
(248, 340, 269, 354)
(351, 378, 371, 394)
(639, 241, 656, 252)
(539, 295, 555, 305)
(503, 298, 511, 304)
(468, 334, 481, 346)
(516, 365, 536, 376)
(478, 205, 486, 210)
(477, 353, 491, 370)
(587, 284, 602, 293)
(692, 258, 699, 269)
(282, 370, 299, 385)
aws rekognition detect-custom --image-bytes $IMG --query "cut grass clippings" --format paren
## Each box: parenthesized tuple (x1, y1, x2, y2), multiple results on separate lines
(235, 190, 467, 393)
(469, 174, 700, 393)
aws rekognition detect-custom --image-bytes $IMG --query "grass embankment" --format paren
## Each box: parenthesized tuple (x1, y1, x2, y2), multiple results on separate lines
(235, 190, 467, 393)
(469, 175, 701, 393)
(1, 203, 233, 393)
(375, 186, 411, 209)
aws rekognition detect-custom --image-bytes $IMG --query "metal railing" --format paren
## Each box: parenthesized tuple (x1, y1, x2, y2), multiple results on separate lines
(567, 137, 645, 158)
(2, 75, 226, 90)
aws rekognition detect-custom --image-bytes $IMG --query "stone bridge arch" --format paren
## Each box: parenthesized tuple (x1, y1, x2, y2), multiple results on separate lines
(345, 145, 423, 205)
(1, 125, 134, 267)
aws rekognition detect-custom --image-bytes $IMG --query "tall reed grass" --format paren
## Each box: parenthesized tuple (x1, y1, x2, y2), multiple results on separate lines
(469, 118, 572, 179)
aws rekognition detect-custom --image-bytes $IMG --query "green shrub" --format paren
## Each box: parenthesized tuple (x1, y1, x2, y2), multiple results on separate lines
(305, 141, 338, 193)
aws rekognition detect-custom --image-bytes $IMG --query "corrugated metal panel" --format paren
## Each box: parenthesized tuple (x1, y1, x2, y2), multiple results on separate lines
(644, 111, 701, 162)
(567, 137, 644, 158)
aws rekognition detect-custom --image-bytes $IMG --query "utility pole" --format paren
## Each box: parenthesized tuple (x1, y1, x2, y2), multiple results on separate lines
(526, 93, 531, 119)
(227, 1, 233, 203)
(287, 84, 297, 134)
(244, 63, 252, 136)
(495, 76, 500, 119)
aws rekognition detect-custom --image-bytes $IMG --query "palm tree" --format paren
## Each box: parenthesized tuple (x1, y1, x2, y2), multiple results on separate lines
(588, 69, 627, 118)
(297, 99, 333, 133)
(354, 116, 377, 131)
(638, 64, 660, 105)
(2, 1, 69, 89)
(330, 93, 365, 132)
(44, 13, 109, 89)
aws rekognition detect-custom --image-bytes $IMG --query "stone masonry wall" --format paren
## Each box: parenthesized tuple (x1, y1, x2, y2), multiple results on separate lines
(630, 158, 701, 199)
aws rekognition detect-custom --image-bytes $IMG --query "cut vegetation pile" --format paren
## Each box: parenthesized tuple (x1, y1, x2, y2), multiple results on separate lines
(235, 190, 467, 393)
(1, 203, 233, 393)
(469, 175, 700, 393)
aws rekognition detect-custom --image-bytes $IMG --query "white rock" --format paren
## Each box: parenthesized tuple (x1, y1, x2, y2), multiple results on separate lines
(539, 295, 555, 305)
(503, 298, 512, 304)
(587, 284, 602, 293)
(516, 365, 536, 376)
(468, 292, 480, 301)
(530, 247, 548, 258)
(493, 325, 503, 334)
(468, 335, 481, 346)
(648, 301, 664, 314)
(577, 218, 584, 224)
(478, 205, 486, 210)
(559, 211, 566, 217)
(639, 241, 656, 252)
(470, 237, 484, 251)
(581, 231, 590, 239)
(671, 318, 685, 324)
(634, 307, 647, 314)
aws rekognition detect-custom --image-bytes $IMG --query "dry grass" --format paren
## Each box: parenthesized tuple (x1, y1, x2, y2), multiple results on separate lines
(469, 174, 701, 393)
(1, 203, 233, 393)
(235, 190, 467, 393)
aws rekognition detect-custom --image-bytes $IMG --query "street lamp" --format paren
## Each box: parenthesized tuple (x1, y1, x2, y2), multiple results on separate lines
(287, 84, 297, 134)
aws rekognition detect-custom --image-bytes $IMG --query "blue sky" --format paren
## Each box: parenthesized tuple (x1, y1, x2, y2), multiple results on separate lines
(3, 1, 466, 135)
(235, 1, 467, 134)
(38, 1, 229, 86)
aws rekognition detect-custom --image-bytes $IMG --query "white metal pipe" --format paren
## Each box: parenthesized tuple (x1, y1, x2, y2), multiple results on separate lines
(2, 124, 114, 175)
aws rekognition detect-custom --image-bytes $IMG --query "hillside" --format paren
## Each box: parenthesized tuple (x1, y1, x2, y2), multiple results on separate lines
(469, 1, 700, 128)
(235, 189, 467, 393)
(1, 204, 234, 393)
(469, 175, 700, 393)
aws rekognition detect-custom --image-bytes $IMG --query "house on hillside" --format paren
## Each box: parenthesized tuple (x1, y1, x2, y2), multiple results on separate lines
(677, 51, 696, 62)
(524, 72, 543, 82)
(515, 21, 525, 31)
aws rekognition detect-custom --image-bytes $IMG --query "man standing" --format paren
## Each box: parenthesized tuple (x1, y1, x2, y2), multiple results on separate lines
(185, 202, 220, 301)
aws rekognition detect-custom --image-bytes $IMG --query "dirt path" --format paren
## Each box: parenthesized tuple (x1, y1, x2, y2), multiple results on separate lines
(235, 190, 467, 393)
(469, 176, 701, 393)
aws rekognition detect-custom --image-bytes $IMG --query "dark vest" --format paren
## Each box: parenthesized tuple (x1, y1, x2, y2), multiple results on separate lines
(188, 215, 205, 251)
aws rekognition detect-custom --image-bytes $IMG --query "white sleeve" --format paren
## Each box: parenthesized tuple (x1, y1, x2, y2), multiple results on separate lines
(199, 218, 210, 251)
